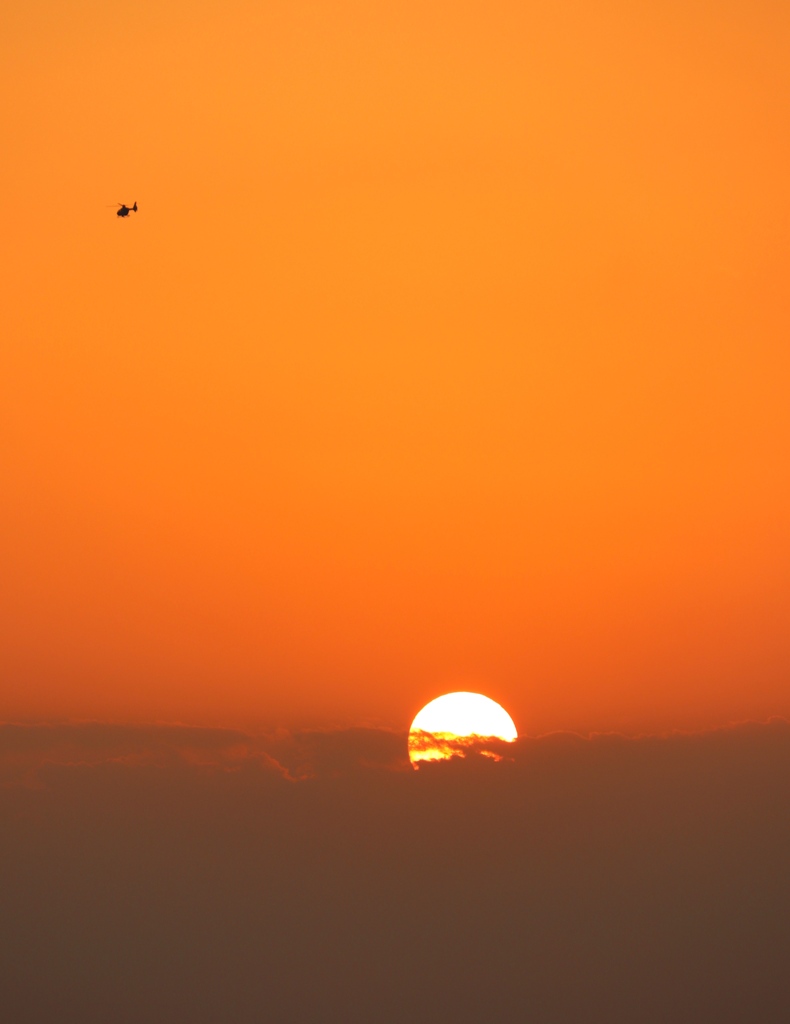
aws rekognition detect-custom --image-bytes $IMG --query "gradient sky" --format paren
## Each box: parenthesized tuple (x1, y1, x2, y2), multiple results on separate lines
(1, 0, 789, 733)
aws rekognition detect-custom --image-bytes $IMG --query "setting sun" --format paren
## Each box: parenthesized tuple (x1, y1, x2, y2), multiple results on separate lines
(408, 692, 517, 765)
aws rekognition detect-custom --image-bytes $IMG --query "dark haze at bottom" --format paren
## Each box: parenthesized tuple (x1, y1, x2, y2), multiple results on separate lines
(1, 721, 789, 1023)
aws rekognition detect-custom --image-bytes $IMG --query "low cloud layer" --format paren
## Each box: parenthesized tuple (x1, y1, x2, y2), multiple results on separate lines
(2, 720, 789, 1023)
(0, 721, 409, 785)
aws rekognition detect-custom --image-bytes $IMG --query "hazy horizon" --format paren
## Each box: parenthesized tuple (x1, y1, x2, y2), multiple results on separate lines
(3, 717, 790, 1022)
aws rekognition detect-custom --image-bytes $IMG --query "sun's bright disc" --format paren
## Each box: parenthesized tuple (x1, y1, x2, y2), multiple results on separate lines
(408, 692, 517, 765)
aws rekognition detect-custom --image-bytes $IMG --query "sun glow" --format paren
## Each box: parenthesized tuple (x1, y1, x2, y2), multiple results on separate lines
(408, 692, 517, 765)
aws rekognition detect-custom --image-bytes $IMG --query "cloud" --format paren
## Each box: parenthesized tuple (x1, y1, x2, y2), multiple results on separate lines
(407, 728, 517, 763)
(4, 717, 790, 786)
(0, 721, 409, 787)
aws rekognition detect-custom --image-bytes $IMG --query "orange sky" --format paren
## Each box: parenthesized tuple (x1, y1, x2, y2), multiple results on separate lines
(1, 0, 789, 734)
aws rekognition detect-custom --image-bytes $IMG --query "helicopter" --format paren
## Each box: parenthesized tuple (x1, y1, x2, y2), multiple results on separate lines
(116, 202, 138, 218)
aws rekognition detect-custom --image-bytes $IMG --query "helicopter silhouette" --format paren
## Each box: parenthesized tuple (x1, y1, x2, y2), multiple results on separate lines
(116, 202, 138, 218)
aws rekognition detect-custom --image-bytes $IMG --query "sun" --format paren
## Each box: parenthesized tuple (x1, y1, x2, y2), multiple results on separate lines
(408, 692, 517, 765)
